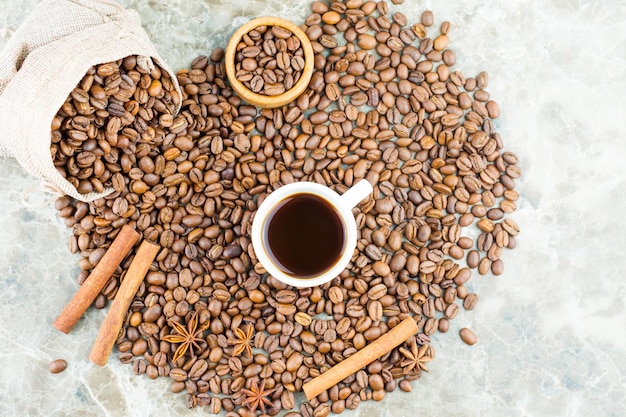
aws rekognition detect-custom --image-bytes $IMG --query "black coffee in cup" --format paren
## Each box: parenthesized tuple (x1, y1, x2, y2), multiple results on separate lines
(263, 193, 345, 277)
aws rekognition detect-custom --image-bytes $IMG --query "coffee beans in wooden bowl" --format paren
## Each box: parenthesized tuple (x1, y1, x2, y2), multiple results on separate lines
(225, 16, 314, 108)
(52, 1, 520, 415)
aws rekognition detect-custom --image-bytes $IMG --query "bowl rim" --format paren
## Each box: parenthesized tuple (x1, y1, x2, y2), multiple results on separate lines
(225, 16, 314, 109)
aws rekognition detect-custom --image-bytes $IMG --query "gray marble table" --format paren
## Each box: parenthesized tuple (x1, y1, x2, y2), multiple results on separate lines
(1, 1, 624, 416)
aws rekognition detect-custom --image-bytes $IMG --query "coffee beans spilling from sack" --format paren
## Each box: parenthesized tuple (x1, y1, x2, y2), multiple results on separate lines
(54, 1, 519, 415)
(50, 56, 180, 196)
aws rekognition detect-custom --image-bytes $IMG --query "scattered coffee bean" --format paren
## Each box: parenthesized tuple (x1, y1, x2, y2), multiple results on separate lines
(48, 359, 68, 374)
(460, 328, 478, 345)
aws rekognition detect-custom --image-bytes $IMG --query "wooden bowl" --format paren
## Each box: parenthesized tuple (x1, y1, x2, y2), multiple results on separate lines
(225, 16, 314, 109)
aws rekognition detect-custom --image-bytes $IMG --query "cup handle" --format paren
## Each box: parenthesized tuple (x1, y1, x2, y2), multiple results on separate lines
(339, 179, 373, 209)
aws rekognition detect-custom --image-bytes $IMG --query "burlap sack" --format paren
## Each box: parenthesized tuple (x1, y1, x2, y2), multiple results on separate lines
(0, 0, 181, 202)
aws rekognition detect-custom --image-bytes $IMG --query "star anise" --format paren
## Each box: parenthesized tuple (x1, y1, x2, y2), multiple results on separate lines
(241, 378, 275, 413)
(228, 323, 254, 358)
(161, 311, 204, 363)
(399, 342, 433, 375)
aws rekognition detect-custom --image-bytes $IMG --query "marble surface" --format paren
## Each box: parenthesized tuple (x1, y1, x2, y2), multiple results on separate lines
(1, 0, 625, 416)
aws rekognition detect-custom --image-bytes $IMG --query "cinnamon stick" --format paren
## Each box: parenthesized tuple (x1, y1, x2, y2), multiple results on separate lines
(53, 225, 140, 334)
(89, 240, 160, 366)
(302, 316, 418, 400)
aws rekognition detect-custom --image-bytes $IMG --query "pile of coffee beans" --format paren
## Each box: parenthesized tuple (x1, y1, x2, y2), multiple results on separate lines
(50, 57, 180, 196)
(234, 25, 306, 96)
(53, 0, 520, 415)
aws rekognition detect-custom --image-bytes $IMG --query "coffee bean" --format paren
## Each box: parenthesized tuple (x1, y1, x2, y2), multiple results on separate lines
(444, 303, 459, 319)
(464, 293, 478, 310)
(313, 403, 331, 417)
(478, 257, 492, 275)
(460, 328, 477, 345)
(295, 312, 312, 326)
(358, 34, 377, 50)
(438, 317, 450, 333)
(491, 259, 504, 275)
(421, 10, 434, 26)
(367, 283, 388, 300)
(48, 359, 68, 374)
(371, 261, 390, 276)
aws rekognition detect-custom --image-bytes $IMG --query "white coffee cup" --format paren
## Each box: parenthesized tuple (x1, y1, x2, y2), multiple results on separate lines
(251, 180, 373, 288)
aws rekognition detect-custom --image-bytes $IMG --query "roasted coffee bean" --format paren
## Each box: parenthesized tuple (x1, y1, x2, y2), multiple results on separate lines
(464, 293, 478, 310)
(368, 374, 385, 391)
(460, 327, 478, 345)
(491, 259, 504, 275)
(48, 359, 68, 374)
